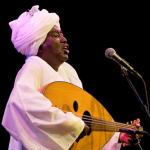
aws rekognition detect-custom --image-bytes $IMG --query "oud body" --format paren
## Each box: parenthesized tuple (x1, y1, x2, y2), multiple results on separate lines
(42, 81, 133, 150)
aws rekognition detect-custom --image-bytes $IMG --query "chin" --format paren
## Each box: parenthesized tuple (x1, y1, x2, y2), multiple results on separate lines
(64, 55, 69, 60)
(60, 56, 68, 63)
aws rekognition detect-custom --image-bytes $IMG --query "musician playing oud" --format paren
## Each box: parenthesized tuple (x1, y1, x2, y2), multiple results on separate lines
(2, 5, 141, 150)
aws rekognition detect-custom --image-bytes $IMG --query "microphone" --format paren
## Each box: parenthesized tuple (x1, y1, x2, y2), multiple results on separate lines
(105, 48, 142, 79)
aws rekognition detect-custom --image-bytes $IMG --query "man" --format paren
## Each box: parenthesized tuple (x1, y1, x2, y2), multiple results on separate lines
(2, 5, 140, 150)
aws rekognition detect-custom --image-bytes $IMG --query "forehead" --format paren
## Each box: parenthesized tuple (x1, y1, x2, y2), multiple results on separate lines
(50, 25, 61, 33)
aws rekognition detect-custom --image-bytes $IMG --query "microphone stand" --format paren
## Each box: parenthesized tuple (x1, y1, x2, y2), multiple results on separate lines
(120, 66, 150, 150)
(121, 66, 150, 124)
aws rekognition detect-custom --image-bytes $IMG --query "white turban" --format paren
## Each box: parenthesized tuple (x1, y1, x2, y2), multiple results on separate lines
(9, 5, 60, 56)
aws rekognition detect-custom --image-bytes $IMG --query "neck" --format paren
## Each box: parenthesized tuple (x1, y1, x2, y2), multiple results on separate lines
(49, 62, 60, 71)
(37, 53, 64, 71)
(41, 57, 62, 71)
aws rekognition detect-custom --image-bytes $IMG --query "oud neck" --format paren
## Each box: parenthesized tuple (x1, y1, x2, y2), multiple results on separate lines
(84, 117, 136, 132)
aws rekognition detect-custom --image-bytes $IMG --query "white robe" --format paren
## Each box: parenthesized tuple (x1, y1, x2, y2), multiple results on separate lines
(2, 56, 121, 150)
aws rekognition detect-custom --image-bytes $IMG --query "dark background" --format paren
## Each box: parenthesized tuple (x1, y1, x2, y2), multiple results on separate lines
(1, 0, 150, 149)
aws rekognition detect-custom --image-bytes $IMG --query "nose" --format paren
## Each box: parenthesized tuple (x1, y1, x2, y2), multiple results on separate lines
(61, 34, 67, 43)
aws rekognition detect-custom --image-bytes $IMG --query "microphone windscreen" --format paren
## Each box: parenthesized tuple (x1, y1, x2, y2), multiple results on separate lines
(105, 48, 116, 59)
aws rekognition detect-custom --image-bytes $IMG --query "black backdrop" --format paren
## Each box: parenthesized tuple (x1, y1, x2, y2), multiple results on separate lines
(1, 0, 150, 149)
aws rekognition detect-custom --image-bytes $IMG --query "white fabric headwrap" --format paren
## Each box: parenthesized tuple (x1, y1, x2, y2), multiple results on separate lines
(9, 5, 60, 56)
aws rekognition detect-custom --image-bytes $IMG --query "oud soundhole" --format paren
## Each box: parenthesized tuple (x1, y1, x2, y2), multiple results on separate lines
(73, 100, 78, 112)
(82, 111, 92, 135)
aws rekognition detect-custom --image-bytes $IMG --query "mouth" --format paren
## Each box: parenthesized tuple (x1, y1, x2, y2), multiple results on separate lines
(63, 45, 69, 54)
(64, 49, 69, 55)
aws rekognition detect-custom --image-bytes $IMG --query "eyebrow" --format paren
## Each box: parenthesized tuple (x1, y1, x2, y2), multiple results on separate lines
(49, 30, 62, 34)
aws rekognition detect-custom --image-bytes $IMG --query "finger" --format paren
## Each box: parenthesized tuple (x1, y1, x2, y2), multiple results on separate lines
(122, 142, 130, 147)
(120, 133, 131, 144)
(132, 118, 141, 127)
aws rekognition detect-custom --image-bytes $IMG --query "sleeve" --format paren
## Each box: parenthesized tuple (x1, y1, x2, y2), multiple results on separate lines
(102, 132, 122, 150)
(2, 62, 85, 150)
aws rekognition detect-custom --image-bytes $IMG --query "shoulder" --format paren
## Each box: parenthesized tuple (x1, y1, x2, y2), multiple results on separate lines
(23, 56, 49, 70)
(17, 56, 43, 76)
(25, 56, 43, 66)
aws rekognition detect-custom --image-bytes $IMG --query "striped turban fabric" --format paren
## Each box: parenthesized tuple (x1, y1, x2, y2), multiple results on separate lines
(9, 5, 60, 56)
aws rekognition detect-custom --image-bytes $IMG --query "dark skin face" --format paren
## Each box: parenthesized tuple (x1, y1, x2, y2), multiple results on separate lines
(37, 25, 69, 71)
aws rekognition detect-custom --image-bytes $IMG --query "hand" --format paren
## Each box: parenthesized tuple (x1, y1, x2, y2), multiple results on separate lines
(76, 124, 90, 142)
(119, 118, 141, 147)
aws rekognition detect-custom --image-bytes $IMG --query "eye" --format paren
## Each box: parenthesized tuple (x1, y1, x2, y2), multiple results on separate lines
(53, 33, 60, 37)
(49, 31, 63, 38)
